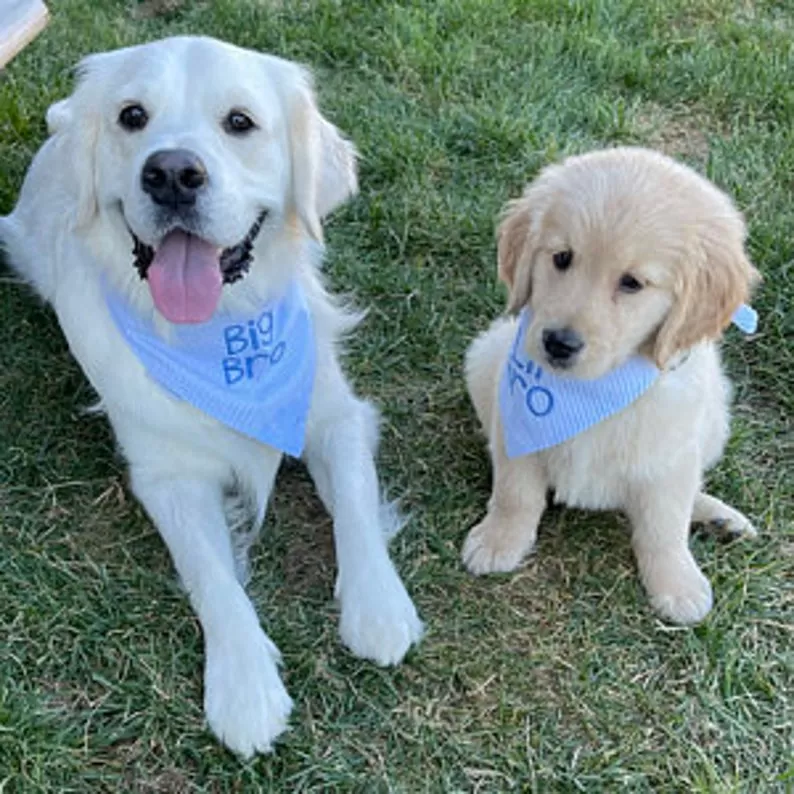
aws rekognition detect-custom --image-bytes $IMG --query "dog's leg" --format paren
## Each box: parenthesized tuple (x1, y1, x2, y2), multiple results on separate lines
(692, 492, 757, 537)
(303, 362, 423, 667)
(130, 469, 292, 758)
(626, 457, 713, 625)
(462, 413, 547, 575)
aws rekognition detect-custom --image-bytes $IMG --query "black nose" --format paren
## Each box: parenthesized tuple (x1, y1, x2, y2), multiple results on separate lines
(141, 149, 207, 207)
(542, 328, 584, 363)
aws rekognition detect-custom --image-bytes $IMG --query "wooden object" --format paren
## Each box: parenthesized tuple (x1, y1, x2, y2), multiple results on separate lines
(0, 0, 49, 69)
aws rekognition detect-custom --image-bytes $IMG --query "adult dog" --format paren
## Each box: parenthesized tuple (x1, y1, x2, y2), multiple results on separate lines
(1, 36, 422, 757)
(463, 147, 759, 625)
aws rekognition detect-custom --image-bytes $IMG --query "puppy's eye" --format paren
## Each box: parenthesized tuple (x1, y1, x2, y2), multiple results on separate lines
(553, 249, 573, 271)
(618, 273, 644, 293)
(118, 104, 148, 131)
(224, 110, 257, 135)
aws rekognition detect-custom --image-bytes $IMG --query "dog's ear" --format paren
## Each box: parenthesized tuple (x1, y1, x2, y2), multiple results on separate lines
(653, 223, 761, 367)
(46, 54, 105, 229)
(285, 67, 358, 242)
(497, 194, 540, 314)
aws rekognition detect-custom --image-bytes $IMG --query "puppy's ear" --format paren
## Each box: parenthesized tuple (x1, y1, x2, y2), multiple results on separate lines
(497, 196, 538, 313)
(286, 67, 358, 242)
(653, 224, 761, 367)
(47, 54, 105, 228)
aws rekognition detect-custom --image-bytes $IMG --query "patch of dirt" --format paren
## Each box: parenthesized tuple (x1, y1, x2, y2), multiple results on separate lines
(275, 472, 336, 596)
(114, 740, 206, 793)
(282, 519, 336, 596)
(129, 769, 193, 794)
(779, 542, 794, 558)
(131, 0, 187, 19)
(635, 104, 714, 162)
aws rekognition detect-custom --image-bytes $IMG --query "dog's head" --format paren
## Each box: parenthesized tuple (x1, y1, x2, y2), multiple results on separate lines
(498, 147, 760, 378)
(48, 36, 357, 323)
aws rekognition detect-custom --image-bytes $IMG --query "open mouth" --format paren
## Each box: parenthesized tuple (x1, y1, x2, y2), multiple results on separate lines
(129, 210, 268, 324)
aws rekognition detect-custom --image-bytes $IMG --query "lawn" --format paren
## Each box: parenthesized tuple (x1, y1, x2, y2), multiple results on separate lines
(0, 0, 792, 791)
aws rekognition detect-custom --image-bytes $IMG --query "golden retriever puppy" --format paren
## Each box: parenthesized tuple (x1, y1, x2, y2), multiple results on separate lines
(463, 147, 759, 625)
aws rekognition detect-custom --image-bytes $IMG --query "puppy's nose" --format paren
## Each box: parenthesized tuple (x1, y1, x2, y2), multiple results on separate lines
(141, 149, 207, 207)
(542, 328, 584, 364)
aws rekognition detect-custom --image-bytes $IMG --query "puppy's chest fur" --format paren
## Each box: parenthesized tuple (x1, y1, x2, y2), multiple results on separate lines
(535, 346, 724, 509)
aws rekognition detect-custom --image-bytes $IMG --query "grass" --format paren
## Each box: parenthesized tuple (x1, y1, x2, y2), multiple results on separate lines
(1, 0, 792, 791)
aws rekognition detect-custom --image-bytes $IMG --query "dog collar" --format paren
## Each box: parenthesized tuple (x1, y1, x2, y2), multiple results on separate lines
(104, 279, 316, 457)
(499, 304, 757, 459)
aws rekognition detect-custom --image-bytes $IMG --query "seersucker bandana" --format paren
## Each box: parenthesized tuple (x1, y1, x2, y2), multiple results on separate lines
(105, 279, 316, 457)
(500, 304, 757, 459)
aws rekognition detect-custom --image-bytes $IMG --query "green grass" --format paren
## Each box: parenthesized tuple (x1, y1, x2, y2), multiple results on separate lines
(1, 0, 792, 791)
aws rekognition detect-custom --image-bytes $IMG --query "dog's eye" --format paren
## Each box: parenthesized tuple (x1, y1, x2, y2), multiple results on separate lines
(553, 250, 573, 271)
(224, 110, 257, 135)
(118, 104, 149, 131)
(618, 273, 644, 293)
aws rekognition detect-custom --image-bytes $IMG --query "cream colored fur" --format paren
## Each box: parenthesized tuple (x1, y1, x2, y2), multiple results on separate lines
(463, 147, 759, 625)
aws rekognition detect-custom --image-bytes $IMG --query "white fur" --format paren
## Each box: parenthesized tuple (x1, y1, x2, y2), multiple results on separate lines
(0, 36, 422, 758)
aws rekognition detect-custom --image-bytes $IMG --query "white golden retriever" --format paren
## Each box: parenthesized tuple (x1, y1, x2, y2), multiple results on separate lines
(0, 36, 422, 757)
(463, 147, 759, 625)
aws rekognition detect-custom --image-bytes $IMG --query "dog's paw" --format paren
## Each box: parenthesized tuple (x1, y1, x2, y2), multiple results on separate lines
(462, 513, 536, 575)
(708, 511, 758, 539)
(338, 567, 424, 667)
(642, 554, 714, 625)
(693, 494, 758, 538)
(204, 629, 293, 758)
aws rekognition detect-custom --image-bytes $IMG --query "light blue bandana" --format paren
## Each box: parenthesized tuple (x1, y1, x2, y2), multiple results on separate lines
(500, 304, 757, 459)
(105, 280, 315, 457)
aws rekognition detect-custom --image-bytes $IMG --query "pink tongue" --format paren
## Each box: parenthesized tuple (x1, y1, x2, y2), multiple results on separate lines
(147, 230, 223, 324)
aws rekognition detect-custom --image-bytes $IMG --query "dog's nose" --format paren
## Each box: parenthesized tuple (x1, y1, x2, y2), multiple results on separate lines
(141, 149, 208, 207)
(542, 328, 584, 364)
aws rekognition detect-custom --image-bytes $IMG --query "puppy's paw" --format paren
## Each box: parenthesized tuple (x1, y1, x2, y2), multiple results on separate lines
(462, 513, 537, 575)
(641, 553, 713, 625)
(338, 567, 424, 667)
(204, 629, 293, 758)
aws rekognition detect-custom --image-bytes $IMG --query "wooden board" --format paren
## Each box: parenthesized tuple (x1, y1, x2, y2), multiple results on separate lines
(0, 0, 49, 69)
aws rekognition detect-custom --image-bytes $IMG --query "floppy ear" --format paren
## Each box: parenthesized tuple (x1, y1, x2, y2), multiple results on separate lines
(497, 195, 539, 314)
(46, 55, 104, 228)
(286, 68, 358, 242)
(653, 225, 761, 367)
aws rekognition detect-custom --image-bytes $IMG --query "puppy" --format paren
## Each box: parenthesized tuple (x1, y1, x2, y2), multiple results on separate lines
(0, 36, 422, 757)
(463, 147, 759, 625)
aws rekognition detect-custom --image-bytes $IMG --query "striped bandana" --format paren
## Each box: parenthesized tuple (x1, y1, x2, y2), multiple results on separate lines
(500, 304, 757, 459)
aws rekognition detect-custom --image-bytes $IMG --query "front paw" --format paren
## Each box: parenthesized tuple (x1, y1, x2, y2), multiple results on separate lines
(337, 567, 424, 667)
(204, 628, 293, 758)
(639, 551, 713, 625)
(462, 511, 537, 575)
